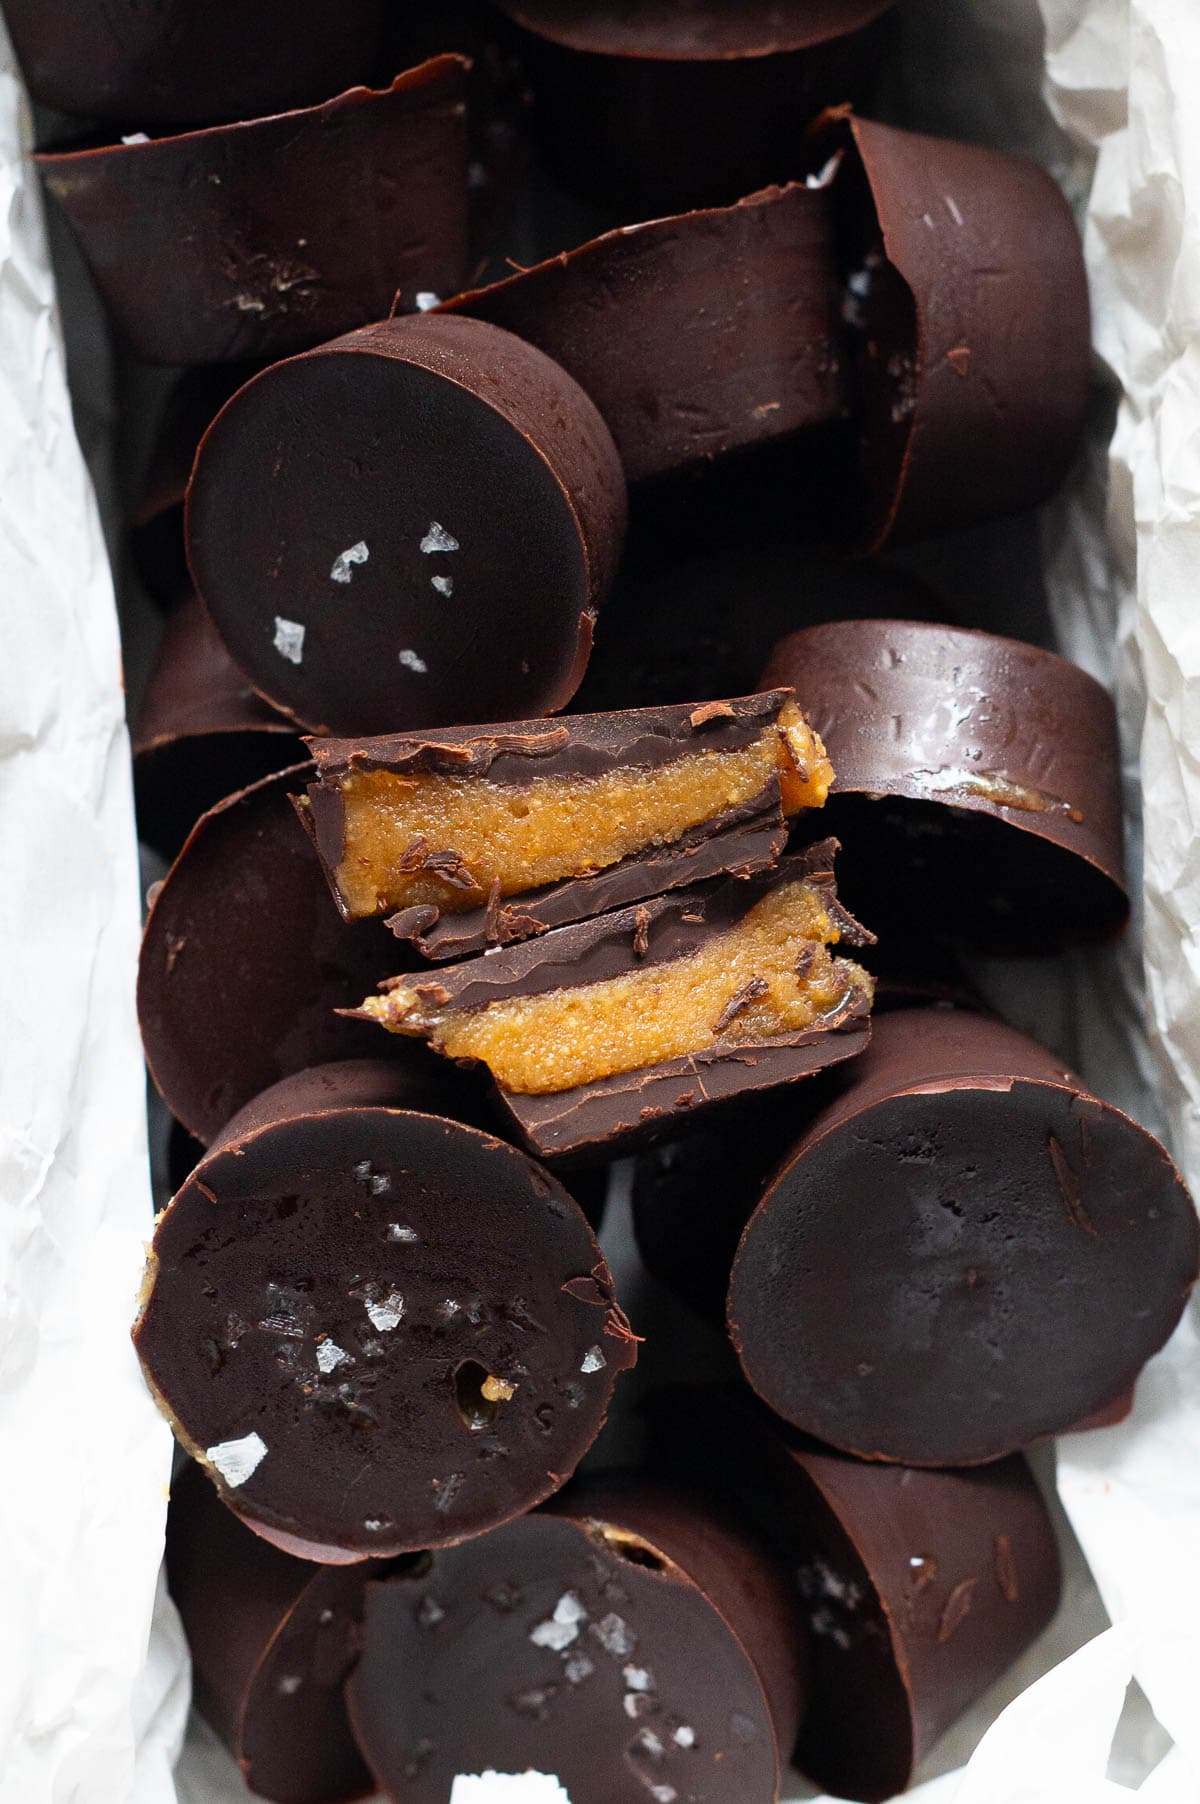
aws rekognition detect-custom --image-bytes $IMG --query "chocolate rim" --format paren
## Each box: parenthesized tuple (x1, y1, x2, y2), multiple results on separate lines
(35, 60, 467, 168)
(491, 0, 897, 60)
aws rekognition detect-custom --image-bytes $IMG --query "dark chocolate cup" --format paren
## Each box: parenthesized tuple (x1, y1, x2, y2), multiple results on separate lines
(166, 1460, 405, 1804)
(727, 1007, 1198, 1465)
(648, 1389, 1062, 1802)
(135, 1064, 636, 1562)
(132, 596, 303, 861)
(185, 314, 627, 736)
(36, 61, 470, 366)
(5, 0, 386, 127)
(137, 765, 423, 1144)
(825, 111, 1091, 551)
(490, 0, 896, 212)
(440, 181, 848, 483)
(762, 618, 1128, 949)
(346, 1475, 807, 1804)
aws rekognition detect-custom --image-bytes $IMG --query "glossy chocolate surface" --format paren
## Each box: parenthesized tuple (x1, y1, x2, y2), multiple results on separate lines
(6, 0, 386, 125)
(442, 183, 848, 482)
(136, 1065, 636, 1561)
(304, 691, 798, 954)
(38, 62, 470, 365)
(763, 618, 1128, 948)
(728, 1008, 1199, 1464)
(491, 0, 895, 211)
(651, 1390, 1061, 1802)
(133, 596, 302, 860)
(831, 112, 1091, 551)
(186, 315, 627, 735)
(166, 1460, 398, 1804)
(347, 1476, 807, 1803)
(137, 765, 407, 1143)
(367, 843, 874, 1161)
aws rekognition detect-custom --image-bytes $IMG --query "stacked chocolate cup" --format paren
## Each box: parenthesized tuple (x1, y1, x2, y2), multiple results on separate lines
(30, 1, 1193, 1798)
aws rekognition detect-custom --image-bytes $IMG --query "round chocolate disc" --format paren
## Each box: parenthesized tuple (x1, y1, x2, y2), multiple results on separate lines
(186, 314, 627, 735)
(347, 1478, 806, 1803)
(137, 765, 410, 1144)
(135, 1071, 637, 1561)
(728, 1008, 1199, 1465)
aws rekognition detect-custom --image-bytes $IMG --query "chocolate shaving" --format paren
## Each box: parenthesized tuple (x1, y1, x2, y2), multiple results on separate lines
(794, 942, 820, 983)
(394, 837, 478, 891)
(484, 878, 547, 946)
(946, 345, 971, 376)
(993, 1534, 1019, 1604)
(1048, 1134, 1096, 1235)
(632, 905, 651, 960)
(195, 1180, 218, 1205)
(713, 977, 770, 1035)
(936, 1577, 976, 1644)
(689, 701, 736, 727)
(561, 1275, 609, 1306)
(397, 836, 431, 872)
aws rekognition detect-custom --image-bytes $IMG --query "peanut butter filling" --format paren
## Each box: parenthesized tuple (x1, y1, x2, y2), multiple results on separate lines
(361, 877, 871, 1095)
(330, 702, 832, 920)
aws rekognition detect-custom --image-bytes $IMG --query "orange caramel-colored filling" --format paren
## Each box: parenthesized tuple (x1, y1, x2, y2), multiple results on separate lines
(331, 703, 832, 920)
(361, 877, 871, 1095)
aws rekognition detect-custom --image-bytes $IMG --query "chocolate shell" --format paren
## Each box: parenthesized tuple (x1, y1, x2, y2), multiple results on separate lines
(301, 690, 816, 956)
(762, 618, 1128, 949)
(133, 596, 303, 861)
(651, 1389, 1062, 1802)
(37, 61, 470, 366)
(828, 111, 1091, 551)
(360, 844, 875, 1163)
(440, 182, 848, 483)
(186, 314, 627, 735)
(490, 0, 896, 211)
(166, 1459, 404, 1804)
(727, 1007, 1199, 1465)
(137, 765, 411, 1143)
(346, 1474, 808, 1804)
(134, 1063, 636, 1562)
(6, 0, 386, 126)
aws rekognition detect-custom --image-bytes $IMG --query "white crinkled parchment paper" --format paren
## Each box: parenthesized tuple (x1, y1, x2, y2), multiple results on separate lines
(0, 12, 186, 1803)
(4, 0, 1199, 1800)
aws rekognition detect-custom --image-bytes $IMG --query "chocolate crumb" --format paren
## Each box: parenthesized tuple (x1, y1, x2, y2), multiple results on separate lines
(712, 977, 770, 1035)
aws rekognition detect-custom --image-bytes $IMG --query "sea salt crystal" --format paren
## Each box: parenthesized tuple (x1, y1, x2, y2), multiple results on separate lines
(364, 1289, 405, 1332)
(399, 648, 428, 673)
(316, 1340, 349, 1374)
(272, 617, 305, 665)
(420, 522, 459, 554)
(416, 292, 440, 311)
(330, 540, 369, 583)
(581, 1347, 606, 1374)
(431, 575, 454, 597)
(206, 1431, 267, 1488)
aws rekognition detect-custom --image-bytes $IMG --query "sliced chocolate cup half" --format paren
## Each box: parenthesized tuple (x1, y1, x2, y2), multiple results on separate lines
(648, 1388, 1062, 1803)
(728, 1007, 1199, 1465)
(134, 1063, 637, 1562)
(439, 181, 848, 483)
(186, 315, 627, 735)
(6, 0, 386, 126)
(36, 61, 469, 366)
(822, 110, 1091, 551)
(166, 1459, 409, 1804)
(356, 842, 875, 1161)
(133, 596, 303, 861)
(347, 1474, 807, 1804)
(137, 764, 425, 1144)
(489, 0, 897, 212)
(763, 617, 1128, 949)
(299, 690, 831, 955)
